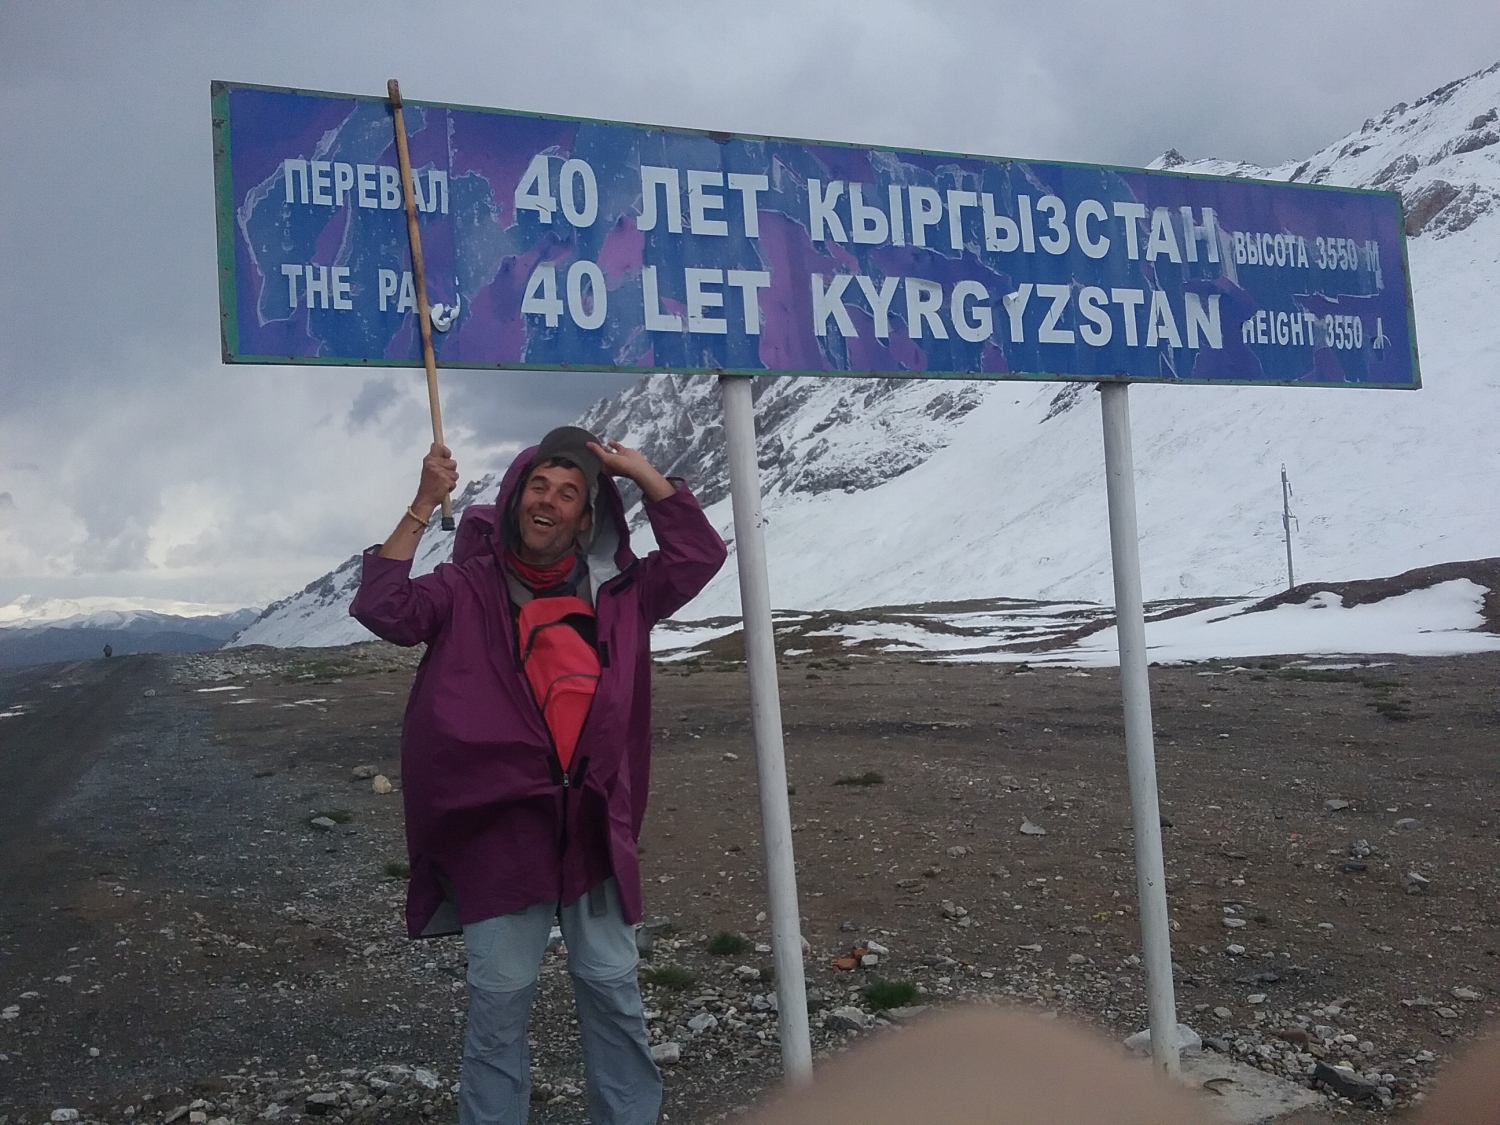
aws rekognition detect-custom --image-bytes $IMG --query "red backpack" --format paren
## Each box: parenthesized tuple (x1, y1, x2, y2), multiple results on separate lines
(516, 595, 600, 773)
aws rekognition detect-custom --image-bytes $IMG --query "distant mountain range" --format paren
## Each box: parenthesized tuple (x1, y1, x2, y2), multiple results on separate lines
(0, 599, 260, 669)
(235, 59, 1500, 650)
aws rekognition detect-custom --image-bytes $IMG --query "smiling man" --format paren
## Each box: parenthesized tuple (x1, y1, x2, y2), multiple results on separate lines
(351, 426, 727, 1125)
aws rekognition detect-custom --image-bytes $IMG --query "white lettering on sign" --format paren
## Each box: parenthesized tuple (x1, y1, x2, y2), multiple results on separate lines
(1112, 202, 1147, 260)
(1078, 286, 1112, 345)
(945, 190, 977, 251)
(1075, 199, 1110, 259)
(983, 194, 1020, 253)
(638, 167, 683, 233)
(331, 266, 353, 310)
(375, 269, 417, 314)
(334, 162, 355, 207)
(641, 265, 682, 331)
(1112, 288, 1145, 346)
(1016, 194, 1036, 253)
(904, 277, 946, 338)
(379, 165, 402, 210)
(908, 186, 943, 248)
(559, 160, 597, 227)
(1035, 196, 1070, 255)
(811, 273, 857, 336)
(687, 171, 728, 237)
(1036, 283, 1074, 344)
(1145, 289, 1182, 347)
(855, 274, 901, 338)
(808, 180, 847, 243)
(567, 260, 607, 329)
(284, 159, 449, 214)
(357, 164, 378, 208)
(378, 268, 399, 312)
(727, 173, 768, 238)
(951, 280, 991, 342)
(888, 184, 906, 247)
(516, 155, 557, 223)
(281, 262, 303, 307)
(304, 264, 330, 309)
(1234, 231, 1312, 268)
(284, 159, 310, 204)
(1003, 283, 1032, 343)
(421, 171, 447, 214)
(1184, 294, 1221, 349)
(1181, 207, 1219, 263)
(1240, 309, 1362, 350)
(849, 183, 889, 245)
(310, 161, 333, 206)
(725, 269, 772, 333)
(1145, 207, 1182, 264)
(521, 263, 563, 326)
(685, 267, 727, 333)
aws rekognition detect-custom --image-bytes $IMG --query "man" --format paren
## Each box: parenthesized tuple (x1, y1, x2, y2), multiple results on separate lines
(351, 427, 727, 1125)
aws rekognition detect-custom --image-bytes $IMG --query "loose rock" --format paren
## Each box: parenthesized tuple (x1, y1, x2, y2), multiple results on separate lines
(371, 774, 393, 795)
(304, 1092, 340, 1115)
(825, 1006, 870, 1032)
(651, 1041, 682, 1065)
(1314, 1061, 1379, 1101)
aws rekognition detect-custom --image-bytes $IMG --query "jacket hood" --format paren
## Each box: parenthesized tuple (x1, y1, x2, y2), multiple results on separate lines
(453, 444, 635, 586)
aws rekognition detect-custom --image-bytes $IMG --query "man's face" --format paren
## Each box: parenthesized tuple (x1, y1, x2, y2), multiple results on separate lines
(516, 461, 591, 563)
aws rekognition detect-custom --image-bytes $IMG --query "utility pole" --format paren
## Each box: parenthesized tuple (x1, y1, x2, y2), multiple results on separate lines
(1281, 464, 1297, 591)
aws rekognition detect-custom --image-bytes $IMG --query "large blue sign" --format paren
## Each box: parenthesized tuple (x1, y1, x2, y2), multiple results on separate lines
(213, 82, 1419, 388)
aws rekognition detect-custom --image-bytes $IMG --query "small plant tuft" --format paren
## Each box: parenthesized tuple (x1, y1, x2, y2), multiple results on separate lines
(862, 978, 920, 1010)
(641, 964, 696, 991)
(383, 860, 410, 879)
(834, 771, 885, 787)
(707, 931, 750, 956)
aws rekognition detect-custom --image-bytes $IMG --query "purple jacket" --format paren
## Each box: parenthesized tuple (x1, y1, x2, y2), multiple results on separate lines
(351, 447, 727, 937)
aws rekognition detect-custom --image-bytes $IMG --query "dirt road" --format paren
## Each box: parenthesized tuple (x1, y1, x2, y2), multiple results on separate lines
(2, 644, 1498, 1123)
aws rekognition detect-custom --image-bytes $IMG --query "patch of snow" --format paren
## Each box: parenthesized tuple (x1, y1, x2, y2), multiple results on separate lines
(951, 579, 1500, 666)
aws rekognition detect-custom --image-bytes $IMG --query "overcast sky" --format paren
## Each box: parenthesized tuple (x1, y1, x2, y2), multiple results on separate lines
(2, 0, 1498, 609)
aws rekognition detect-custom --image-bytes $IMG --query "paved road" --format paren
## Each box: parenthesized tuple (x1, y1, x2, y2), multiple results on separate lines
(0, 655, 160, 898)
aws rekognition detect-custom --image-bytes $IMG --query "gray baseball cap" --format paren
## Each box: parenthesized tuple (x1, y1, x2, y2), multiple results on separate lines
(533, 425, 603, 495)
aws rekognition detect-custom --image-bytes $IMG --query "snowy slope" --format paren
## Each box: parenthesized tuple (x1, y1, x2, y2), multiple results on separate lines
(234, 60, 1500, 648)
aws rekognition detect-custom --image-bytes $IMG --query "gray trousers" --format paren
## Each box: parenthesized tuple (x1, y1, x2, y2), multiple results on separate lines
(459, 879, 661, 1125)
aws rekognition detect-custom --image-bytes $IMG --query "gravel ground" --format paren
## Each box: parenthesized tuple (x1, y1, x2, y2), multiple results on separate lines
(2, 642, 1498, 1123)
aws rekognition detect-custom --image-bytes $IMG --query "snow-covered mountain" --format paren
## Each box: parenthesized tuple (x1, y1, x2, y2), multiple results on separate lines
(234, 61, 1500, 649)
(0, 597, 260, 668)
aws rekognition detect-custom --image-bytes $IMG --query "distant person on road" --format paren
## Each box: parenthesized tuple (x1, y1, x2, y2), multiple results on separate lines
(352, 426, 726, 1125)
(102, 644, 112, 659)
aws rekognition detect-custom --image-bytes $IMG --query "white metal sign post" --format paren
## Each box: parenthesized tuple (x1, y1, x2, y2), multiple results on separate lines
(1099, 382, 1179, 1073)
(720, 374, 815, 1083)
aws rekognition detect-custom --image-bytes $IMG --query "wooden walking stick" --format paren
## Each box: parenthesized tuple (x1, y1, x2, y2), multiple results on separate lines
(387, 78, 455, 531)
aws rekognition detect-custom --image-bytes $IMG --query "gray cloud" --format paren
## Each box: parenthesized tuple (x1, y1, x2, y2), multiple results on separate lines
(347, 378, 401, 431)
(2, 0, 1497, 605)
